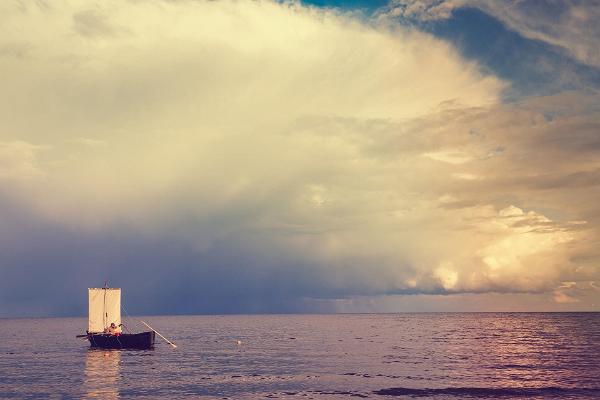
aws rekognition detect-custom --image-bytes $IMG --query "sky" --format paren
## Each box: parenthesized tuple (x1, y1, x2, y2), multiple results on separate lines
(1, 0, 599, 317)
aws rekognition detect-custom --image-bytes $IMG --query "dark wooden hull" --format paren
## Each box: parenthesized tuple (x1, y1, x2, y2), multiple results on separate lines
(87, 331, 155, 349)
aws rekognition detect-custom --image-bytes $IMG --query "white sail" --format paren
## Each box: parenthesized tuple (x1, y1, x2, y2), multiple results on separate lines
(88, 288, 121, 333)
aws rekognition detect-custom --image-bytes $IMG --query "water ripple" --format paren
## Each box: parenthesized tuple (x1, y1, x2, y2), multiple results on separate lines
(1, 313, 599, 399)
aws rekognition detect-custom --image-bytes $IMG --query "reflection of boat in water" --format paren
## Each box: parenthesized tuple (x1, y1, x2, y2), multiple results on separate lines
(85, 349, 121, 399)
(79, 285, 155, 349)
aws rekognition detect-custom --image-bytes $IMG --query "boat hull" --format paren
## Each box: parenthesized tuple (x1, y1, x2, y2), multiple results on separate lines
(87, 331, 155, 349)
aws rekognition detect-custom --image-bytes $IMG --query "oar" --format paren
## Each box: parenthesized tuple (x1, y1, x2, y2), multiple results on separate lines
(140, 320, 177, 348)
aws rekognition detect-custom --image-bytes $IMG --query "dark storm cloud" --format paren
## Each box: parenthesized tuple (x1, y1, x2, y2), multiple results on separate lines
(0, 193, 314, 316)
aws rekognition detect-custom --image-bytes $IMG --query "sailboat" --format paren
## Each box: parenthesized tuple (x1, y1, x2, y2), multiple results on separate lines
(79, 286, 155, 349)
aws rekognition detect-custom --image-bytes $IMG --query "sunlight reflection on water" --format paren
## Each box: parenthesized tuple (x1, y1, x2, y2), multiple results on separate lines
(85, 349, 121, 399)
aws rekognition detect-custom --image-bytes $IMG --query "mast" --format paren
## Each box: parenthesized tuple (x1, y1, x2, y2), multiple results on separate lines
(103, 281, 108, 331)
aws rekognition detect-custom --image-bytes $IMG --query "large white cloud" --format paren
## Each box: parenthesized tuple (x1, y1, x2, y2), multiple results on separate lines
(0, 0, 598, 313)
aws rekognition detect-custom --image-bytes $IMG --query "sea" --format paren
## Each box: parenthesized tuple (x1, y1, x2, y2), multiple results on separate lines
(1, 313, 599, 399)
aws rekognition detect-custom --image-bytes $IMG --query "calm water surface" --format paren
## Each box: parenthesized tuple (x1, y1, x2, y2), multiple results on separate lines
(1, 313, 599, 399)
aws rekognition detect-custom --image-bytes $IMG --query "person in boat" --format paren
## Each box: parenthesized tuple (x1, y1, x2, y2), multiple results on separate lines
(106, 322, 122, 335)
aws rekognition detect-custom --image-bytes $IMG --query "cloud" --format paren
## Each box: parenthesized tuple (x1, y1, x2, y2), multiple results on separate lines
(0, 141, 46, 181)
(72, 7, 126, 38)
(384, 0, 600, 68)
(0, 0, 598, 314)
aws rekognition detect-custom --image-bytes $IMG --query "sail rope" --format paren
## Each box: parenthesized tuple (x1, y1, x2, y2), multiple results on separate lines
(121, 303, 144, 334)
(121, 304, 178, 348)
